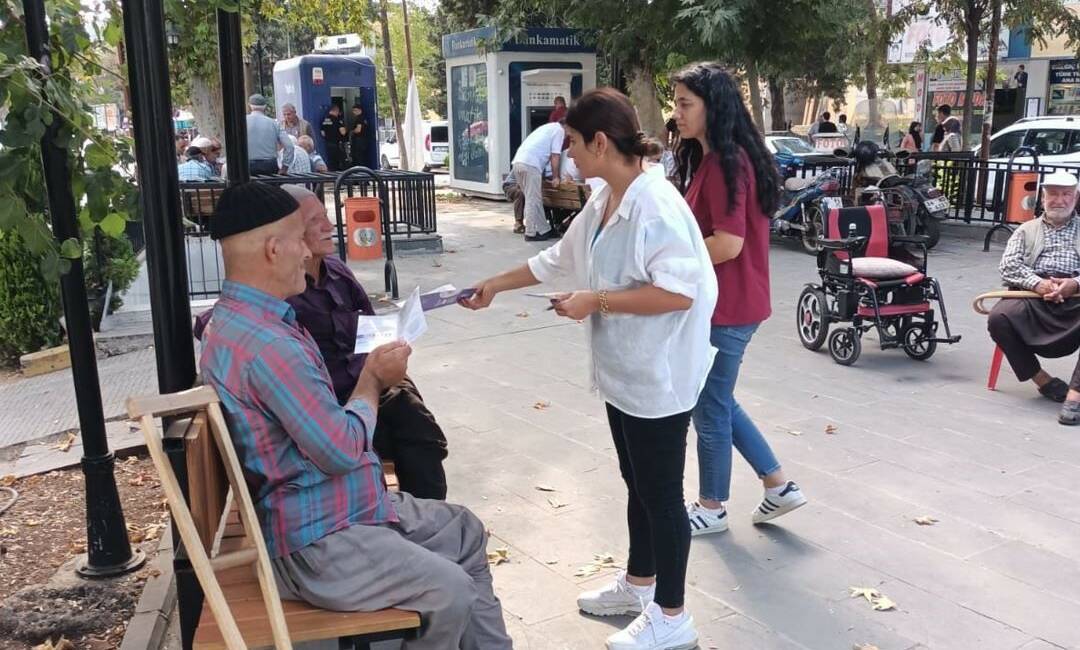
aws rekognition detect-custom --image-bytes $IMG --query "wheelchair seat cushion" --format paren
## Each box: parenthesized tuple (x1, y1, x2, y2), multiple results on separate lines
(851, 256, 919, 279)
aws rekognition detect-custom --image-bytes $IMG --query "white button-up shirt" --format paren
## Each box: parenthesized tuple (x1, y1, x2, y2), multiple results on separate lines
(528, 171, 718, 419)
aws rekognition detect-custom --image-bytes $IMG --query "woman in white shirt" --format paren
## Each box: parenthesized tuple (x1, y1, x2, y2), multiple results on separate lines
(461, 87, 716, 650)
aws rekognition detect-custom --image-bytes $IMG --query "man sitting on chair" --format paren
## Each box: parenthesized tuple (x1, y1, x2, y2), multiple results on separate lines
(989, 171, 1080, 425)
(195, 185, 449, 500)
(198, 182, 512, 648)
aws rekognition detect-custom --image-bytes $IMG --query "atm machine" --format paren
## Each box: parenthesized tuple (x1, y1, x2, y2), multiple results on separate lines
(519, 69, 580, 138)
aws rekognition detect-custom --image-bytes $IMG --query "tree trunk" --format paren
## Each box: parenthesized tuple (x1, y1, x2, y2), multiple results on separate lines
(379, 0, 408, 171)
(745, 61, 765, 132)
(768, 77, 785, 131)
(401, 0, 415, 79)
(627, 66, 666, 140)
(962, 9, 984, 150)
(981, 0, 1002, 155)
(866, 59, 879, 141)
(190, 73, 225, 142)
(243, 57, 257, 102)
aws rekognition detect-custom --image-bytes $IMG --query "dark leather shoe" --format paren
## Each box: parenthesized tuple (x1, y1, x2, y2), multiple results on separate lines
(1039, 377, 1069, 403)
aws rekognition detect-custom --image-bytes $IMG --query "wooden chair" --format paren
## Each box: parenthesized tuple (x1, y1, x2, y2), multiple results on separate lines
(542, 182, 591, 233)
(973, 290, 1041, 390)
(128, 386, 421, 650)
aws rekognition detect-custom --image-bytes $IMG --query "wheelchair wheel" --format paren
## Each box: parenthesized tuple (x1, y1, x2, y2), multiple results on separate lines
(902, 323, 937, 361)
(801, 205, 824, 255)
(796, 287, 830, 350)
(828, 328, 861, 366)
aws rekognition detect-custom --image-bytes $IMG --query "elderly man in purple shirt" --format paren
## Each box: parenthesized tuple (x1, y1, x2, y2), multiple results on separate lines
(281, 185, 449, 499)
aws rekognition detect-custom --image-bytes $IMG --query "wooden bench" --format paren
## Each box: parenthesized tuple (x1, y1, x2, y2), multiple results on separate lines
(128, 386, 421, 650)
(542, 182, 591, 233)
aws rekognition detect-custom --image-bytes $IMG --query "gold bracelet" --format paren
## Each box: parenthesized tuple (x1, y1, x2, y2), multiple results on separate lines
(597, 290, 610, 316)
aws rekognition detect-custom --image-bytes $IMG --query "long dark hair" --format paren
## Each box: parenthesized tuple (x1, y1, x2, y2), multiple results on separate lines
(565, 88, 663, 161)
(908, 121, 923, 151)
(671, 63, 781, 215)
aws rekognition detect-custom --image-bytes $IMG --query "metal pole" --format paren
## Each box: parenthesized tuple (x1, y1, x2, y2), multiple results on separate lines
(120, 0, 196, 395)
(218, 8, 250, 185)
(22, 0, 145, 578)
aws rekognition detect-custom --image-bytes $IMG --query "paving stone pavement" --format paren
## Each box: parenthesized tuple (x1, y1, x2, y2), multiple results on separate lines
(8, 196, 1080, 649)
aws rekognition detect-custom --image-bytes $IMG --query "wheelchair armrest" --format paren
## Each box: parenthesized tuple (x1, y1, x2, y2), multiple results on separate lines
(892, 235, 929, 245)
(818, 236, 868, 251)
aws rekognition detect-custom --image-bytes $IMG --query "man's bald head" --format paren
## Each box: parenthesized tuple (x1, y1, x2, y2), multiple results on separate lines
(282, 185, 337, 260)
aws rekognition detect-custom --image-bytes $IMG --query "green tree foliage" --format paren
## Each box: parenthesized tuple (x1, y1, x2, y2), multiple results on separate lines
(0, 229, 62, 365)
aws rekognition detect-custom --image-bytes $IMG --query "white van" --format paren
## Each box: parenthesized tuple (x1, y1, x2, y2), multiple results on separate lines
(379, 121, 448, 171)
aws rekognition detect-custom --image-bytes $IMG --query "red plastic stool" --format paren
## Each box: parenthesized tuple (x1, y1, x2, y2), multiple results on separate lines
(987, 345, 1004, 390)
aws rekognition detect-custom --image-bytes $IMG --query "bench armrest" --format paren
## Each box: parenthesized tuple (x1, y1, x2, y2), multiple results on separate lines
(818, 236, 867, 251)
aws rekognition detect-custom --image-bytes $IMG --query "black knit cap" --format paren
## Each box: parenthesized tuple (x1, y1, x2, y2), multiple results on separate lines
(210, 182, 300, 240)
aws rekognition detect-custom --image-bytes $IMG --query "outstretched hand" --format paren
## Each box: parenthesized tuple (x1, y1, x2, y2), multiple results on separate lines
(460, 279, 498, 310)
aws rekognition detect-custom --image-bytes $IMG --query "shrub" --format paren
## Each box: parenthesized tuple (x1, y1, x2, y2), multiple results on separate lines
(0, 230, 62, 365)
(84, 231, 140, 314)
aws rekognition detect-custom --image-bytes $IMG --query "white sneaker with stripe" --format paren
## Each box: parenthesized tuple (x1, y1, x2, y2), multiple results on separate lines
(686, 501, 729, 536)
(751, 481, 807, 524)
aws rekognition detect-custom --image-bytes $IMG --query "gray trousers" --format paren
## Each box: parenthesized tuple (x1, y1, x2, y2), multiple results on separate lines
(511, 162, 549, 236)
(272, 492, 513, 650)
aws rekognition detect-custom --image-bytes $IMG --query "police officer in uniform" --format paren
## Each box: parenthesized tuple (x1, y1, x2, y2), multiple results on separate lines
(320, 103, 348, 172)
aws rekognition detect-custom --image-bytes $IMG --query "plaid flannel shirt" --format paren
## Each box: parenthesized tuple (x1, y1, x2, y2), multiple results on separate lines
(199, 281, 396, 558)
(1000, 217, 1080, 290)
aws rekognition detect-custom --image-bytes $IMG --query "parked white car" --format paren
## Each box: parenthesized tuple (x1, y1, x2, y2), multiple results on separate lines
(976, 116, 1080, 203)
(379, 121, 449, 171)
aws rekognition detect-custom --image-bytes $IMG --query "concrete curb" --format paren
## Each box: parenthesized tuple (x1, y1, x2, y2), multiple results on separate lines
(120, 528, 176, 650)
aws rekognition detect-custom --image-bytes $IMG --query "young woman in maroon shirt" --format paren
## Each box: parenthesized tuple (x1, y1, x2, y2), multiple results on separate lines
(672, 62, 808, 536)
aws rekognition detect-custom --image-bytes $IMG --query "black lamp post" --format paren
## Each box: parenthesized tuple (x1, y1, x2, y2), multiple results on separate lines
(21, 0, 145, 578)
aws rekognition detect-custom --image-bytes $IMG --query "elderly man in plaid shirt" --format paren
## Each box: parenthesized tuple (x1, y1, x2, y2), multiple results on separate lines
(989, 171, 1080, 425)
(198, 182, 513, 649)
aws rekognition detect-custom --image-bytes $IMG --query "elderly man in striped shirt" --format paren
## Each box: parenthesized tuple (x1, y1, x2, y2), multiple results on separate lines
(198, 182, 512, 649)
(989, 170, 1080, 425)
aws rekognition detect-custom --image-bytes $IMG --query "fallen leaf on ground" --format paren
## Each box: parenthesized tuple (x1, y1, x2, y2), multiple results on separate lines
(0, 475, 15, 487)
(534, 484, 556, 492)
(787, 429, 803, 436)
(850, 586, 897, 612)
(432, 259, 443, 268)
(731, 584, 741, 591)
(825, 424, 838, 434)
(547, 497, 567, 509)
(849, 587, 880, 603)
(913, 516, 939, 526)
(52, 431, 77, 452)
(23, 519, 41, 527)
(574, 552, 622, 577)
(544, 558, 559, 564)
(533, 401, 550, 410)
(853, 645, 881, 650)
(487, 547, 510, 566)
(516, 311, 529, 318)
(128, 473, 146, 487)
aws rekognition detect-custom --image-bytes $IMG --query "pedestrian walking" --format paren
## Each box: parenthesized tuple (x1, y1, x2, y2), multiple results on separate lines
(246, 94, 294, 175)
(672, 62, 807, 538)
(320, 103, 348, 172)
(900, 121, 923, 153)
(461, 87, 717, 650)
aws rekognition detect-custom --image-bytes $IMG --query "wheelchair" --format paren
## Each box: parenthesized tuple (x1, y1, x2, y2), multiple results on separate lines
(796, 205, 961, 366)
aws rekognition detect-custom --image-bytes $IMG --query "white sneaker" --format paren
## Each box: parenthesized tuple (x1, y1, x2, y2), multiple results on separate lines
(751, 481, 807, 524)
(606, 601, 699, 650)
(578, 570, 652, 617)
(686, 502, 729, 536)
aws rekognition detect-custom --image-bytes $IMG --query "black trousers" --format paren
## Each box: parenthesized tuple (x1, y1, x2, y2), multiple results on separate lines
(606, 402, 692, 609)
(325, 143, 346, 172)
(988, 297, 1080, 388)
(249, 159, 278, 176)
(372, 376, 449, 500)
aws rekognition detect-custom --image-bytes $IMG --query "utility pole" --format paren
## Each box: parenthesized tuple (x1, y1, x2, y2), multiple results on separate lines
(379, 0, 408, 171)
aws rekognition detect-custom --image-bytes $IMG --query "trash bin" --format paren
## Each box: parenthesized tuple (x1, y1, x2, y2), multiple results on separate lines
(344, 196, 383, 261)
(1005, 172, 1039, 223)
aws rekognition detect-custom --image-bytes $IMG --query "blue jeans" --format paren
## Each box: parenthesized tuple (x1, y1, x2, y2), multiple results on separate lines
(693, 324, 781, 502)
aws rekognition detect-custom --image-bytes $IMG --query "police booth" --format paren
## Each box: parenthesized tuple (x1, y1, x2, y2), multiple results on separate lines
(443, 27, 597, 198)
(273, 53, 380, 170)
